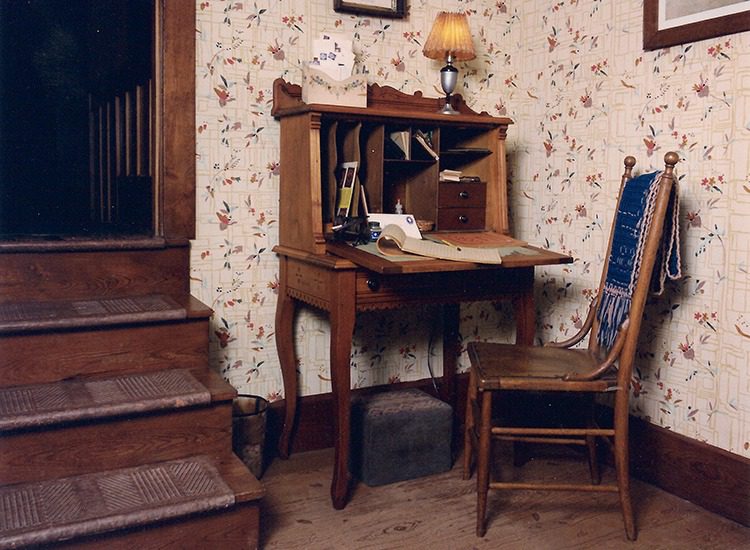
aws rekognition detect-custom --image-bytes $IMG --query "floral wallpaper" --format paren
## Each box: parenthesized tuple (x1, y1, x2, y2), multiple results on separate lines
(191, 0, 750, 458)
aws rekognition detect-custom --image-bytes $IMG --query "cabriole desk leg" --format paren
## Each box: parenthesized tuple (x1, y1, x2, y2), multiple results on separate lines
(442, 303, 460, 457)
(275, 256, 298, 459)
(441, 303, 459, 406)
(329, 269, 356, 509)
(514, 267, 536, 346)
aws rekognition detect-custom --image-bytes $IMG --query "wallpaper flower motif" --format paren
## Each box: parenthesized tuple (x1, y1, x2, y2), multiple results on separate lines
(192, 0, 750, 457)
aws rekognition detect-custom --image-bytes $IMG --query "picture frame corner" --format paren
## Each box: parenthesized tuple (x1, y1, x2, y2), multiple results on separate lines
(333, 0, 406, 20)
(643, 0, 750, 51)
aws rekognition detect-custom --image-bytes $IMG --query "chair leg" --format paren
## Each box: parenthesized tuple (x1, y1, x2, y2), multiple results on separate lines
(476, 389, 493, 537)
(586, 435, 600, 484)
(613, 405, 636, 540)
(615, 436, 636, 539)
(463, 368, 477, 480)
(512, 441, 529, 467)
(586, 395, 600, 484)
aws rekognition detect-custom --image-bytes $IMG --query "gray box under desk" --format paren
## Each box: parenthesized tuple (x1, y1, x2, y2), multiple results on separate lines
(350, 388, 452, 486)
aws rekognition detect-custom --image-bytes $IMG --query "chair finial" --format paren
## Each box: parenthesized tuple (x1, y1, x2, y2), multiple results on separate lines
(623, 156, 636, 179)
(664, 151, 679, 168)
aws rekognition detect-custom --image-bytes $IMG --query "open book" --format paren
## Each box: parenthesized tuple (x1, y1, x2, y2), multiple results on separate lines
(376, 224, 503, 264)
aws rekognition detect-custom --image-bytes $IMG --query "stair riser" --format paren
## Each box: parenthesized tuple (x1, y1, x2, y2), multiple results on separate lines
(0, 320, 210, 387)
(47, 501, 260, 550)
(0, 403, 234, 485)
(0, 247, 189, 304)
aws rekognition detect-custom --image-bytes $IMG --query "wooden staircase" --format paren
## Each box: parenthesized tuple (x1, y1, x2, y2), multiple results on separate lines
(0, 291, 264, 548)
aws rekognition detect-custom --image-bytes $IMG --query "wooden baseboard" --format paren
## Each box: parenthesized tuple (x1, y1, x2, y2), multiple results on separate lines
(266, 373, 749, 527)
(627, 415, 749, 527)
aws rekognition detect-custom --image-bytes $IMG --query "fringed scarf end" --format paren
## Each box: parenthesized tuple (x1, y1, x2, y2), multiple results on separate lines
(597, 285, 632, 350)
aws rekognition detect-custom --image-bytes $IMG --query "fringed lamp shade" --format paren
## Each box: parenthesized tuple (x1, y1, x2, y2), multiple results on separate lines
(422, 12, 476, 62)
(422, 12, 476, 114)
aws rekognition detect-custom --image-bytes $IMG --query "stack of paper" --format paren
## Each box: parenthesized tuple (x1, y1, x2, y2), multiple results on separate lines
(439, 169, 462, 182)
(414, 130, 439, 160)
(389, 131, 410, 159)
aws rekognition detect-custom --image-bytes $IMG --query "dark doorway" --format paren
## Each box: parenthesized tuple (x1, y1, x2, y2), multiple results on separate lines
(0, 0, 153, 238)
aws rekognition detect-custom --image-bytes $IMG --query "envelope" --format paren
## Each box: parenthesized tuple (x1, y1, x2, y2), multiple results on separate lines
(367, 214, 422, 239)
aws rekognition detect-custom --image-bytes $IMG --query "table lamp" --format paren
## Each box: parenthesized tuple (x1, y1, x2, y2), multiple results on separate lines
(422, 12, 476, 115)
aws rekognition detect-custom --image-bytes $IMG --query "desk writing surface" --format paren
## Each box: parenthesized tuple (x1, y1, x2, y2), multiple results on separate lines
(325, 232, 572, 275)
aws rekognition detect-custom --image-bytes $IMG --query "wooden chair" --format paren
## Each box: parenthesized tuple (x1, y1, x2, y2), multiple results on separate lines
(463, 152, 680, 540)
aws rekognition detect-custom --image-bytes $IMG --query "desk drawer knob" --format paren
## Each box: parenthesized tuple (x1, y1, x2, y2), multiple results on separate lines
(366, 277, 381, 291)
(458, 215, 469, 223)
(459, 191, 469, 199)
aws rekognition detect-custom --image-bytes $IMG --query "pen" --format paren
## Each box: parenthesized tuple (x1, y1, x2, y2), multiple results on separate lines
(439, 239, 461, 251)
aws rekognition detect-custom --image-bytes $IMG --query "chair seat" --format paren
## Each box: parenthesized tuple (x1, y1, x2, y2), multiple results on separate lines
(468, 342, 618, 392)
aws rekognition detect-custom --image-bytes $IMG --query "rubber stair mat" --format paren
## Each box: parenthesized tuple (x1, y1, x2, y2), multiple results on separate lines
(0, 295, 186, 333)
(0, 369, 211, 431)
(0, 456, 234, 548)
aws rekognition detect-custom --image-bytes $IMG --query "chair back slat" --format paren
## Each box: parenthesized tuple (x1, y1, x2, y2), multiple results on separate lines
(589, 153, 679, 381)
(588, 156, 636, 358)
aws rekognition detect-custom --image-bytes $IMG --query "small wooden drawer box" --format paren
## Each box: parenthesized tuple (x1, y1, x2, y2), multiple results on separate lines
(437, 181, 486, 230)
(437, 207, 486, 230)
(438, 181, 485, 208)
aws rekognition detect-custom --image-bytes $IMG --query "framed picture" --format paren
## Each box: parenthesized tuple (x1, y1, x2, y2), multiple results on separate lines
(333, 0, 406, 19)
(644, 0, 750, 50)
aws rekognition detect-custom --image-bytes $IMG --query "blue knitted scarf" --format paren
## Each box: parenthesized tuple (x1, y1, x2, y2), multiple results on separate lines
(596, 171, 681, 349)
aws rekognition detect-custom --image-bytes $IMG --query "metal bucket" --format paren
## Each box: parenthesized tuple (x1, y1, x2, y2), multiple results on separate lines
(232, 394, 268, 479)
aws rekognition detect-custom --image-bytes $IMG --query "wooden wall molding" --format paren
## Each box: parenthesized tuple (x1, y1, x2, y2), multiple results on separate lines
(627, 414, 749, 527)
(266, 374, 749, 527)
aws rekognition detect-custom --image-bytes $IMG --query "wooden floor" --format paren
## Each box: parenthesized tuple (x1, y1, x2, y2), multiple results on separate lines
(259, 447, 749, 549)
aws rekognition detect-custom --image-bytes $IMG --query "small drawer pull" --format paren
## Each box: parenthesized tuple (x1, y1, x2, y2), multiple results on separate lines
(459, 191, 470, 199)
(366, 277, 381, 292)
(458, 215, 469, 224)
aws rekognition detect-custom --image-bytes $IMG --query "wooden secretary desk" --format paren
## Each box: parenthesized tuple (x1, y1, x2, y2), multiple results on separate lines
(271, 78, 571, 509)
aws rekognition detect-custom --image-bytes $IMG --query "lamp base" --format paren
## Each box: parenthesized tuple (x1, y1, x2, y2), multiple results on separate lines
(438, 61, 460, 115)
(437, 100, 459, 115)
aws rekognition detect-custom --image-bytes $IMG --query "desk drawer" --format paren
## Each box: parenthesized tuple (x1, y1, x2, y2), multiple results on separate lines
(437, 207, 485, 230)
(355, 268, 531, 309)
(438, 181, 485, 208)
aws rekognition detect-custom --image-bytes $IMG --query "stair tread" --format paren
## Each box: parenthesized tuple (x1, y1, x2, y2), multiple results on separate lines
(0, 454, 262, 549)
(0, 368, 214, 432)
(0, 294, 212, 334)
(216, 452, 266, 503)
